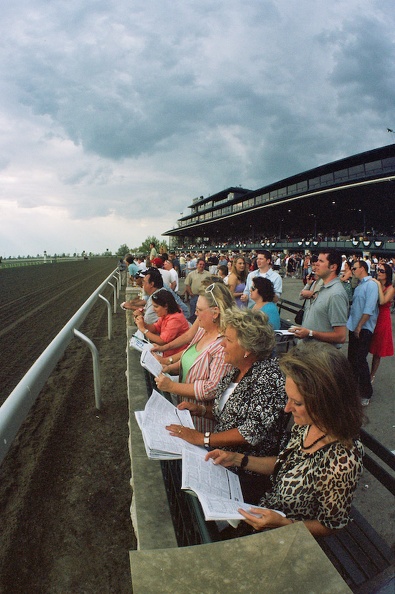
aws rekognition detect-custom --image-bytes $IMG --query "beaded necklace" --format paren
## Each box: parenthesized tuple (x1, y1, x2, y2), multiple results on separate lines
(302, 426, 327, 450)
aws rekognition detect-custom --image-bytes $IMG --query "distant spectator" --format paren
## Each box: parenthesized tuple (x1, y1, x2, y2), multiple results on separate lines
(242, 251, 282, 307)
(217, 265, 229, 284)
(125, 255, 139, 279)
(347, 260, 379, 406)
(149, 242, 157, 264)
(184, 259, 212, 322)
(369, 263, 394, 383)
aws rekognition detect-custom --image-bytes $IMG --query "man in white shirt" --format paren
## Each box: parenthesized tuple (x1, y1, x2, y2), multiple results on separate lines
(241, 250, 282, 307)
(164, 259, 179, 292)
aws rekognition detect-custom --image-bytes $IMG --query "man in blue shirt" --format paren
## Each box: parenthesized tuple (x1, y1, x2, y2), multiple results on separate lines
(347, 260, 379, 406)
(241, 250, 282, 307)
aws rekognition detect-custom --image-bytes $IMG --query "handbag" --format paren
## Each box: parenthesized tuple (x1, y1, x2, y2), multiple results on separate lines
(295, 300, 306, 325)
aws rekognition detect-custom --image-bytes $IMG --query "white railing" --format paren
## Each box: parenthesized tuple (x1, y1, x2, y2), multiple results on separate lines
(0, 268, 121, 466)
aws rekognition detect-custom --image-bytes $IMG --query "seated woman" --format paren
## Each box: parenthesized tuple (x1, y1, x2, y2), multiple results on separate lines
(135, 289, 189, 357)
(166, 308, 288, 503)
(227, 256, 248, 308)
(249, 277, 281, 330)
(155, 282, 234, 432)
(207, 342, 364, 537)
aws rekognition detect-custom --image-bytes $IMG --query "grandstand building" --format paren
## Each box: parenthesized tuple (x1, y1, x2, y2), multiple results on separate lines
(163, 144, 395, 255)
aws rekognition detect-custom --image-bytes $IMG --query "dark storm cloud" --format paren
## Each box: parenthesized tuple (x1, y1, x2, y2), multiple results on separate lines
(0, 0, 393, 256)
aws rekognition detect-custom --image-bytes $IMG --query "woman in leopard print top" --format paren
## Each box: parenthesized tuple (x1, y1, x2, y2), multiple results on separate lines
(207, 341, 364, 537)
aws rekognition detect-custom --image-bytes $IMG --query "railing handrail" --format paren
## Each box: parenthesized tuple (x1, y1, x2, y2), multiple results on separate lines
(0, 268, 119, 466)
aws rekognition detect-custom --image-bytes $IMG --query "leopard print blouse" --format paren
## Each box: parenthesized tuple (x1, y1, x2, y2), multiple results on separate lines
(259, 424, 364, 529)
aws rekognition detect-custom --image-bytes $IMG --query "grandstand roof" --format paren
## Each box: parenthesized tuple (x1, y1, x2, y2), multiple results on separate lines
(164, 144, 395, 241)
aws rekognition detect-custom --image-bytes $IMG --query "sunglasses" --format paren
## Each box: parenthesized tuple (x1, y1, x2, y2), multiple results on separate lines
(250, 286, 258, 291)
(377, 268, 386, 273)
(352, 267, 358, 271)
(205, 283, 219, 307)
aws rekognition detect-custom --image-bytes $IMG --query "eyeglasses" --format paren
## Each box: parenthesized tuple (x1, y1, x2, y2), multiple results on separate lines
(377, 268, 386, 273)
(250, 286, 257, 291)
(205, 283, 219, 307)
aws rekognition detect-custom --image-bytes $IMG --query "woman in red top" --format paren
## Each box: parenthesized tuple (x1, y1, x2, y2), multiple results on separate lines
(135, 289, 189, 357)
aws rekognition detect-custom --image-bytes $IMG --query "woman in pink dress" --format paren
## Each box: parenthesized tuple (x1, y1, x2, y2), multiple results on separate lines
(369, 263, 394, 382)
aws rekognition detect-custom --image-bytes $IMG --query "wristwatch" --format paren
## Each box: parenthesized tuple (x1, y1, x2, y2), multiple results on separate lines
(308, 329, 314, 338)
(240, 454, 249, 470)
(203, 432, 211, 450)
(143, 328, 149, 335)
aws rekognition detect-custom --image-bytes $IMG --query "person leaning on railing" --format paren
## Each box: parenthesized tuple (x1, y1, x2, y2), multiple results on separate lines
(154, 282, 234, 433)
(206, 342, 364, 538)
(135, 289, 189, 358)
(165, 308, 288, 504)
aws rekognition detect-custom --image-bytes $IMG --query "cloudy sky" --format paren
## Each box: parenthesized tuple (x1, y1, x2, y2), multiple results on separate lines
(0, 0, 394, 257)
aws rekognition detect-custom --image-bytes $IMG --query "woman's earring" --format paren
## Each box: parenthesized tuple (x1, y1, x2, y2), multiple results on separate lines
(243, 353, 248, 359)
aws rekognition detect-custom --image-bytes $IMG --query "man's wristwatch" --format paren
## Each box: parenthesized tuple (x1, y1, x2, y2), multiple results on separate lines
(308, 329, 314, 338)
(143, 328, 149, 335)
(203, 432, 211, 450)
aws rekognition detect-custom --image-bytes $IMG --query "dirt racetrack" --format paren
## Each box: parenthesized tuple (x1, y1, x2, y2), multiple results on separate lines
(0, 260, 134, 593)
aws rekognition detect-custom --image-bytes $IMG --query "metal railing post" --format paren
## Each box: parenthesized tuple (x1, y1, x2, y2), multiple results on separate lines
(108, 282, 117, 313)
(73, 329, 101, 410)
(114, 271, 121, 298)
(99, 294, 112, 340)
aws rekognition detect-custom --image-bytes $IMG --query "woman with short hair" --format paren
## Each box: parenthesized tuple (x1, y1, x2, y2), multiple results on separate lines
(249, 276, 281, 330)
(166, 308, 287, 503)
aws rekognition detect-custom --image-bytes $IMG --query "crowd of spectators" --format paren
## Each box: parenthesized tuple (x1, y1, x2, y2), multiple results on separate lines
(119, 243, 394, 540)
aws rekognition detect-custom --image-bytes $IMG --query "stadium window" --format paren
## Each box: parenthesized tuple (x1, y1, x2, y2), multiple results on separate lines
(334, 169, 349, 181)
(382, 157, 395, 171)
(296, 180, 308, 192)
(308, 177, 320, 189)
(365, 160, 383, 174)
(277, 186, 287, 197)
(348, 164, 365, 179)
(320, 173, 334, 186)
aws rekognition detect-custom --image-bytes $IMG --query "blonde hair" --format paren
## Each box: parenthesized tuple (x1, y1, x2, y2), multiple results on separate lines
(230, 256, 248, 283)
(199, 283, 234, 332)
(223, 307, 275, 360)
